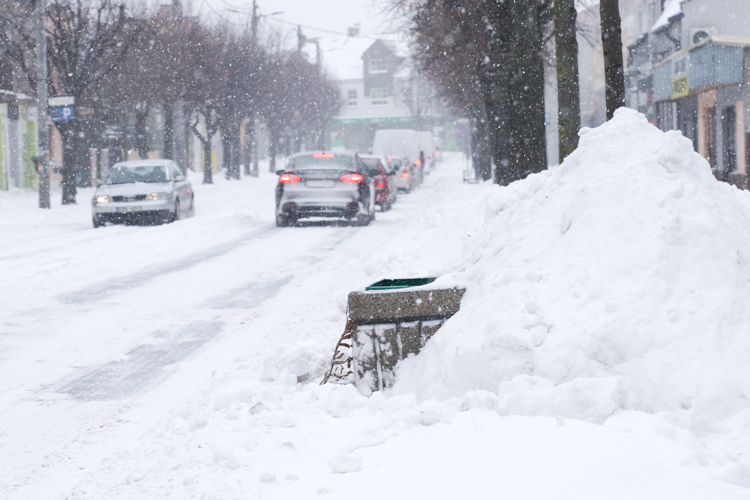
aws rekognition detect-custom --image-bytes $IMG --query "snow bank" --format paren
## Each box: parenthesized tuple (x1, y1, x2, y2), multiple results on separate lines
(394, 108, 750, 432)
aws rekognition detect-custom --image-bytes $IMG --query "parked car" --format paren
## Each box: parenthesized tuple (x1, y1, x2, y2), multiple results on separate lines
(91, 159, 193, 228)
(386, 157, 417, 193)
(359, 154, 397, 211)
(275, 152, 376, 227)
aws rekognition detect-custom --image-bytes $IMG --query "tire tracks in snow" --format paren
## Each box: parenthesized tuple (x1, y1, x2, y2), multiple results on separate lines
(57, 226, 274, 305)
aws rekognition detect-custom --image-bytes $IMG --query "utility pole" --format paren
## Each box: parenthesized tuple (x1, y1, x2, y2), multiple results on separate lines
(297, 25, 305, 53)
(251, 0, 258, 40)
(35, 0, 50, 209)
(251, 0, 260, 176)
(173, 0, 187, 173)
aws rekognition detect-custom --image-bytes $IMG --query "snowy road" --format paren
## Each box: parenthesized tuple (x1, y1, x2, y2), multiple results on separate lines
(2, 154, 749, 499)
(0, 157, 472, 497)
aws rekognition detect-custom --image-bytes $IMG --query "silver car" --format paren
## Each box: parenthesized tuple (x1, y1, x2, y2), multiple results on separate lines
(275, 152, 376, 226)
(91, 160, 194, 228)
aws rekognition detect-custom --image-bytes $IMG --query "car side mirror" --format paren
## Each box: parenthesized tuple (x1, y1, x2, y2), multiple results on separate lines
(390, 170, 396, 176)
(275, 169, 285, 175)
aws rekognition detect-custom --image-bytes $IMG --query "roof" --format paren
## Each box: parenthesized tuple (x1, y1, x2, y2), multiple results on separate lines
(652, 34, 750, 69)
(651, 0, 684, 32)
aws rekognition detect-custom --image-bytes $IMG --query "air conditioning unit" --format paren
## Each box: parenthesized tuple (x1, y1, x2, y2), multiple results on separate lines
(690, 27, 716, 46)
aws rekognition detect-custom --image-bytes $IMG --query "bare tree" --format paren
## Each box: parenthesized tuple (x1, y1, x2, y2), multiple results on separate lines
(599, 0, 625, 119)
(400, 0, 551, 185)
(555, 0, 581, 162)
(44, 0, 140, 204)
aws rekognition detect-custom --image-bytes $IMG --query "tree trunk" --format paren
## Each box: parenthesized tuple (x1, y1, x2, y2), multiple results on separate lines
(59, 124, 78, 204)
(471, 115, 492, 181)
(269, 125, 279, 173)
(555, 0, 581, 162)
(221, 129, 232, 179)
(500, 0, 547, 184)
(600, 0, 625, 120)
(135, 106, 149, 159)
(203, 139, 213, 184)
(163, 102, 174, 159)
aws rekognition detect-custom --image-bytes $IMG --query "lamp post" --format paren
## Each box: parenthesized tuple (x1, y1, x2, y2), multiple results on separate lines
(36, 0, 50, 209)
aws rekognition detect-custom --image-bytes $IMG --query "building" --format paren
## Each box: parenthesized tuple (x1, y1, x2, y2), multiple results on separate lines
(328, 38, 447, 152)
(625, 0, 750, 185)
(0, 91, 37, 191)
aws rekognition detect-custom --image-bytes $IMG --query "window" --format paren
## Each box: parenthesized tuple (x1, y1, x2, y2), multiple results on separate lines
(371, 87, 387, 99)
(347, 90, 357, 99)
(369, 58, 387, 73)
(347, 100, 358, 107)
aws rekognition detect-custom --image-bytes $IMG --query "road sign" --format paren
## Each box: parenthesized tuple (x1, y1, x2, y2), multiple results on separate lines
(49, 96, 74, 107)
(50, 105, 75, 123)
(456, 123, 468, 137)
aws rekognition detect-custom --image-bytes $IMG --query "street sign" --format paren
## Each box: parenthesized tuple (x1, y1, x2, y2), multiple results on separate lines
(49, 96, 74, 107)
(456, 123, 468, 137)
(50, 105, 75, 123)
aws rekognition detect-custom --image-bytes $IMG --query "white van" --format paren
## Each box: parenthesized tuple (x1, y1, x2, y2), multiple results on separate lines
(372, 129, 420, 165)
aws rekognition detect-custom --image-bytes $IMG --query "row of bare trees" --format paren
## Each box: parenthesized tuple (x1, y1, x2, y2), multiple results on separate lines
(0, 0, 339, 204)
(395, 0, 625, 185)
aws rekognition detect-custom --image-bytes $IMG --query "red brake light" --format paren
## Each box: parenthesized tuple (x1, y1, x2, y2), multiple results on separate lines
(375, 182, 386, 188)
(313, 153, 335, 158)
(415, 159, 422, 166)
(279, 173, 301, 183)
(401, 171, 410, 178)
(387, 158, 392, 162)
(340, 173, 364, 183)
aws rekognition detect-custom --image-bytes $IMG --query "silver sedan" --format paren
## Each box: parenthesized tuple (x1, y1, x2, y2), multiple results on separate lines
(91, 160, 194, 228)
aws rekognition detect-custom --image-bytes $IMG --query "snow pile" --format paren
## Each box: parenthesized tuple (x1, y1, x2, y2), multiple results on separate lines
(394, 108, 750, 432)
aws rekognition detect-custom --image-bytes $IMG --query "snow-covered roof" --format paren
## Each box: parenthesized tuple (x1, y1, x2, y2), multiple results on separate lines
(651, 0, 685, 32)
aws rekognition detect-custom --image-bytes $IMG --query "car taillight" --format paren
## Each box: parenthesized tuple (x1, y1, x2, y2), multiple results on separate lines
(387, 158, 392, 162)
(313, 153, 335, 158)
(340, 173, 364, 183)
(375, 182, 386, 188)
(401, 171, 410, 178)
(279, 173, 301, 183)
(415, 159, 422, 166)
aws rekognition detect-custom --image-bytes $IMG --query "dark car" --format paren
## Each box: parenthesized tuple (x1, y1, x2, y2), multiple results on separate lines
(275, 152, 376, 227)
(359, 154, 397, 211)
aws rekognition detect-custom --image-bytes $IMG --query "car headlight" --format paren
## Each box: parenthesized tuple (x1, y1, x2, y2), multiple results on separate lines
(94, 195, 111, 204)
(147, 192, 171, 201)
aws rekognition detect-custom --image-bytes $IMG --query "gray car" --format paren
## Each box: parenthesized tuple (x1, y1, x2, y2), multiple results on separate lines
(91, 159, 194, 228)
(275, 152, 376, 227)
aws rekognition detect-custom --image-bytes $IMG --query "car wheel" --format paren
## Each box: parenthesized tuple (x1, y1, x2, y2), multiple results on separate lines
(92, 215, 105, 228)
(169, 200, 180, 223)
(383, 201, 391, 211)
(188, 194, 195, 217)
(276, 214, 290, 227)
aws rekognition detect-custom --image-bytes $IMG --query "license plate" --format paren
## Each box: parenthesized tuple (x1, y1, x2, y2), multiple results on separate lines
(116, 206, 141, 213)
(306, 180, 335, 188)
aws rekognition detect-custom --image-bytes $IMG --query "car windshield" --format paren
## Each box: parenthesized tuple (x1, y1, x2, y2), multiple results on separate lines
(289, 154, 353, 170)
(106, 166, 168, 185)
(388, 159, 403, 168)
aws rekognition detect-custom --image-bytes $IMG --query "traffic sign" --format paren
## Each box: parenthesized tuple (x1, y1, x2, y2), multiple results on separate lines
(50, 105, 75, 123)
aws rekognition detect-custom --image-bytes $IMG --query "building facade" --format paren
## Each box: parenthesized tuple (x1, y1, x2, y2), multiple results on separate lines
(330, 39, 447, 152)
(0, 92, 38, 191)
(626, 0, 750, 185)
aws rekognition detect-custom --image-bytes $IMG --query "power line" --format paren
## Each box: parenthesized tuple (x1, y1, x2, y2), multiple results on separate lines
(263, 16, 387, 41)
(198, 0, 247, 27)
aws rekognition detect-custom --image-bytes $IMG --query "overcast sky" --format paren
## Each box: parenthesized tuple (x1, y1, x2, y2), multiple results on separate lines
(192, 0, 402, 78)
